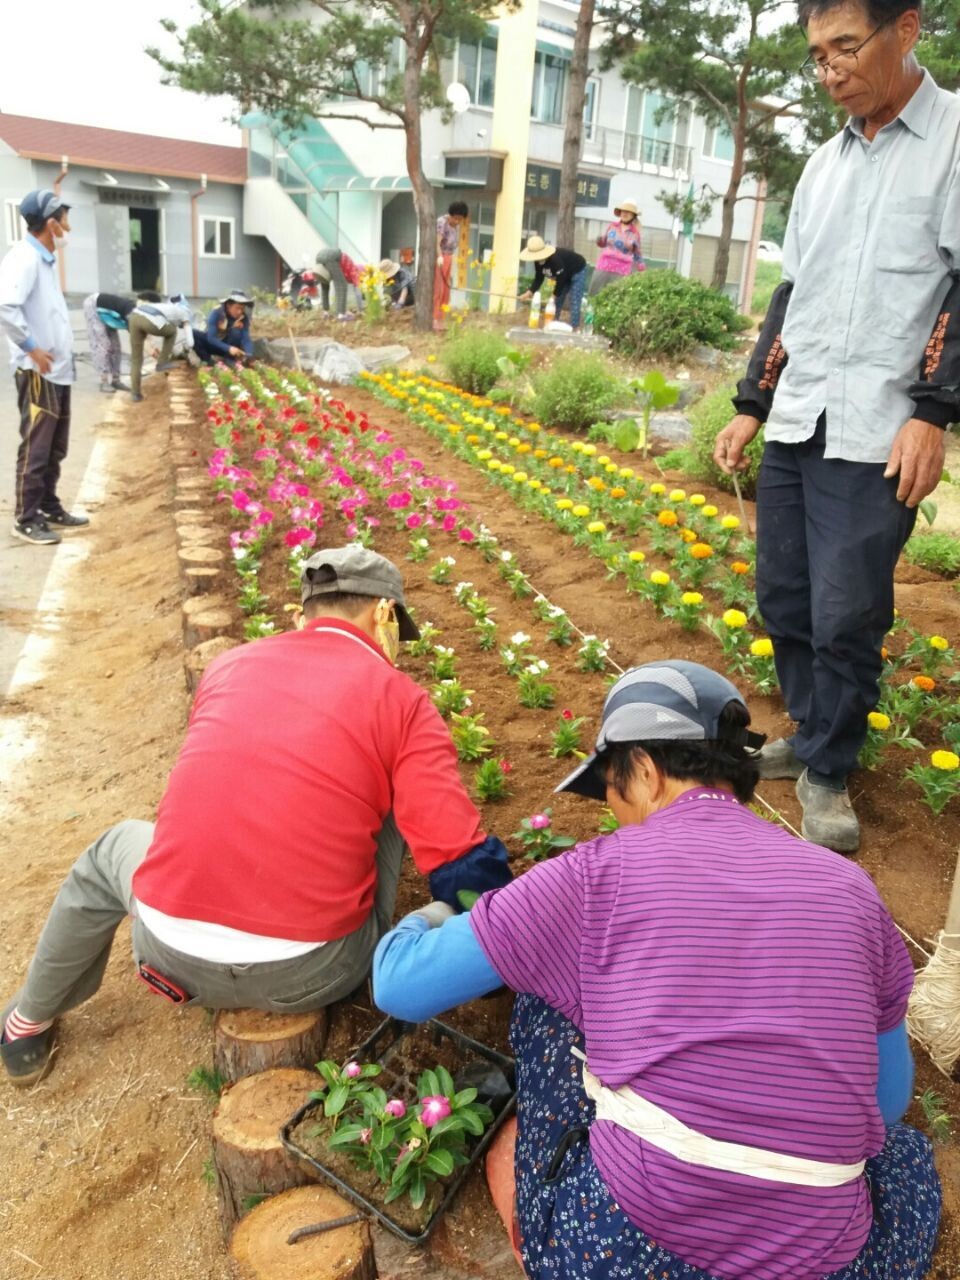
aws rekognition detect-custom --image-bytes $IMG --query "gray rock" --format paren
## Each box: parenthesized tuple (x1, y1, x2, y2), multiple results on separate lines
(674, 380, 706, 410)
(506, 328, 612, 350)
(649, 412, 693, 444)
(351, 344, 412, 372)
(692, 344, 723, 367)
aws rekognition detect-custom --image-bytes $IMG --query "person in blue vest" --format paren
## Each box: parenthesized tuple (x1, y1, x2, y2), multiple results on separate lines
(199, 290, 254, 366)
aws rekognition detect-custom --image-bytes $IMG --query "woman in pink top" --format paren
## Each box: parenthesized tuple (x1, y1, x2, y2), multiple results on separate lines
(589, 199, 645, 296)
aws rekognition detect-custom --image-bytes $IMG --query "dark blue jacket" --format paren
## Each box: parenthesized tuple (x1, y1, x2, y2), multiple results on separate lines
(206, 306, 253, 358)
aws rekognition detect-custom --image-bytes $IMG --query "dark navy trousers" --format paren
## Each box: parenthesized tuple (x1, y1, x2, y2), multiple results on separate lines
(755, 418, 916, 782)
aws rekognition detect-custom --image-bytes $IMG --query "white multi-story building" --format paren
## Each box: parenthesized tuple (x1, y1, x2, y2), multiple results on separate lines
(243, 0, 762, 305)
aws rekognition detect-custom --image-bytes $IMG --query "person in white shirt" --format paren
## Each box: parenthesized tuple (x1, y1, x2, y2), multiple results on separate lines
(0, 189, 88, 546)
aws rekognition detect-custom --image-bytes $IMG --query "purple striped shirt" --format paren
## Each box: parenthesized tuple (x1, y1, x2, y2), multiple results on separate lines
(470, 791, 914, 1280)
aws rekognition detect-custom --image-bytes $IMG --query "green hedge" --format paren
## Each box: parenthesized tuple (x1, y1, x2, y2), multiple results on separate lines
(683, 385, 765, 499)
(592, 269, 750, 359)
(441, 329, 511, 395)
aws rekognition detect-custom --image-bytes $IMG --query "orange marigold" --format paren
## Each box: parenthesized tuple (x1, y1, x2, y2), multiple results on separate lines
(690, 543, 714, 559)
(730, 561, 751, 575)
(912, 675, 936, 692)
(678, 528, 697, 544)
(657, 509, 679, 527)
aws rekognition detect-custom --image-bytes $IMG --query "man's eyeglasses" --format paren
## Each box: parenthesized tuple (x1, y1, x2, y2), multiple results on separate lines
(799, 22, 889, 81)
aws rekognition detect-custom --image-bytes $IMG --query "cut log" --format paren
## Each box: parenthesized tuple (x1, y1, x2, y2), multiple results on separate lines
(178, 545, 224, 569)
(182, 606, 234, 650)
(184, 594, 230, 618)
(215, 1009, 329, 1084)
(175, 508, 209, 522)
(212, 1068, 318, 1237)
(230, 1185, 376, 1280)
(178, 525, 219, 546)
(185, 636, 241, 694)
(184, 566, 222, 596)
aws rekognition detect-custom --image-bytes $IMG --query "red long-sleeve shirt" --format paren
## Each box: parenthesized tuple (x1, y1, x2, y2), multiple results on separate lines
(133, 619, 486, 941)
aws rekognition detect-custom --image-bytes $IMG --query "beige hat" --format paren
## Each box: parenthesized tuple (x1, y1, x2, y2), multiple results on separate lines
(613, 200, 639, 218)
(379, 258, 401, 278)
(518, 235, 556, 263)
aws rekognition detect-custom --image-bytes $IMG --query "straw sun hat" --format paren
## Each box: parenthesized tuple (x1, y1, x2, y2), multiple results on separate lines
(518, 235, 556, 262)
(378, 258, 401, 278)
(613, 200, 640, 218)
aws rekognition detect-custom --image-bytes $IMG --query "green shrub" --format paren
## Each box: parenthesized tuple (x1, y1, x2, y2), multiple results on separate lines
(903, 532, 960, 577)
(441, 329, 511, 395)
(685, 385, 765, 499)
(592, 270, 750, 359)
(751, 260, 782, 315)
(529, 352, 624, 431)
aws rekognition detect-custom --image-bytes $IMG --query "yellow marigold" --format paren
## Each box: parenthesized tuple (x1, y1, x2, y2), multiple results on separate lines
(669, 489, 686, 502)
(912, 675, 936, 692)
(720, 515, 740, 530)
(605, 463, 619, 474)
(495, 431, 509, 441)
(487, 459, 502, 470)
(689, 494, 706, 506)
(582, 444, 598, 456)
(750, 637, 775, 658)
(495, 406, 512, 416)
(528, 422, 542, 433)
(548, 456, 564, 468)
(650, 482, 666, 496)
(512, 471, 528, 483)
(730, 561, 751, 575)
(722, 609, 748, 630)
(476, 449, 493, 461)
(508, 436, 521, 447)
(534, 448, 549, 459)
(702, 504, 719, 517)
(867, 711, 891, 731)
(587, 520, 607, 534)
(681, 591, 704, 606)
(678, 528, 697, 544)
(690, 543, 714, 559)
(929, 635, 949, 651)
(447, 425, 460, 435)
(528, 478, 542, 490)
(571, 441, 585, 453)
(587, 476, 607, 491)
(610, 487, 627, 499)
(628, 550, 646, 563)
(572, 504, 591, 518)
(657, 509, 679, 527)
(650, 570, 671, 586)
(426, 354, 437, 363)
(565, 464, 578, 473)
(466, 434, 481, 445)
(931, 750, 960, 771)
(516, 442, 532, 454)
(556, 498, 574, 510)
(501, 463, 516, 475)
(619, 467, 635, 478)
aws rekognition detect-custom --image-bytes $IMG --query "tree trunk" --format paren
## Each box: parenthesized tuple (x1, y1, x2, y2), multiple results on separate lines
(557, 0, 596, 249)
(710, 66, 749, 292)
(398, 13, 437, 334)
(230, 1185, 377, 1280)
(212, 1068, 319, 1237)
(214, 1008, 329, 1084)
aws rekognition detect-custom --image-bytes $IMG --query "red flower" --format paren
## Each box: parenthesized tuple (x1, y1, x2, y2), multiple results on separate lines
(306, 435, 320, 450)
(561, 709, 574, 720)
(499, 758, 513, 774)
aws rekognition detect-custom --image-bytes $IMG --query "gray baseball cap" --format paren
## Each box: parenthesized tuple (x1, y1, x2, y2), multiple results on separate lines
(19, 189, 69, 226)
(300, 546, 420, 640)
(555, 659, 765, 800)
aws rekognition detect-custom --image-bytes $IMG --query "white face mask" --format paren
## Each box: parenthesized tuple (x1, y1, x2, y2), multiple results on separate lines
(52, 222, 70, 250)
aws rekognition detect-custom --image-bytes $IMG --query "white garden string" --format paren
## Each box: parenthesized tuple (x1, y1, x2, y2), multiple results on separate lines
(907, 932, 960, 1076)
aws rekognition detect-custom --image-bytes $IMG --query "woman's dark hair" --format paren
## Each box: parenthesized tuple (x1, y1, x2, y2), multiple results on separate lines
(303, 590, 374, 619)
(598, 702, 758, 804)
(448, 201, 469, 218)
(797, 0, 919, 26)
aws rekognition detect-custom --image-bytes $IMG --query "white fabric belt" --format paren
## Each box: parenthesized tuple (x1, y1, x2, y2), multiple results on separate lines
(573, 1048, 866, 1189)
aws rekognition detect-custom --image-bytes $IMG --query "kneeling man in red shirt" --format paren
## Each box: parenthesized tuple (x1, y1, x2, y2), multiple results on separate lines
(1, 546, 511, 1086)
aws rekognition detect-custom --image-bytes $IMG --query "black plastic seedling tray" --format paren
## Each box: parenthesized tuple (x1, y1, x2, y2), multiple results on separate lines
(281, 1016, 517, 1244)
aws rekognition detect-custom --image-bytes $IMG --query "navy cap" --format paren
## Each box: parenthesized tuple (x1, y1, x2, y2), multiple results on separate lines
(555, 660, 765, 800)
(300, 545, 420, 641)
(19, 189, 69, 226)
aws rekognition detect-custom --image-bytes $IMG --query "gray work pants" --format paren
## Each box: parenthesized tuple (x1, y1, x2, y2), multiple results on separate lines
(128, 313, 176, 396)
(12, 817, 406, 1023)
(316, 249, 349, 315)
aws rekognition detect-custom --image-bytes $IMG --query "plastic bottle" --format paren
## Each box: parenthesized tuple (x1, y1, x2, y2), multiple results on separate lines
(528, 290, 542, 329)
(583, 300, 595, 336)
(544, 294, 557, 325)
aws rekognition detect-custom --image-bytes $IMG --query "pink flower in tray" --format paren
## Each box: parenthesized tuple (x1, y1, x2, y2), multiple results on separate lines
(254, 510, 274, 526)
(387, 491, 413, 510)
(405, 513, 423, 529)
(384, 1099, 406, 1118)
(343, 1061, 362, 1079)
(458, 528, 475, 543)
(441, 515, 457, 533)
(420, 1095, 452, 1128)
(528, 813, 551, 830)
(284, 527, 317, 548)
(231, 490, 251, 511)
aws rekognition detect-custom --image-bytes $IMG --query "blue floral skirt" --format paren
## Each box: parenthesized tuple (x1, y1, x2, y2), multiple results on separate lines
(510, 995, 942, 1280)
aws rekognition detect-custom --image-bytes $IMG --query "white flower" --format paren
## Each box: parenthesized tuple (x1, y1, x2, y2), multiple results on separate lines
(500, 550, 513, 562)
(547, 605, 566, 619)
(501, 649, 515, 663)
(510, 632, 531, 645)
(536, 659, 550, 673)
(441, 556, 456, 566)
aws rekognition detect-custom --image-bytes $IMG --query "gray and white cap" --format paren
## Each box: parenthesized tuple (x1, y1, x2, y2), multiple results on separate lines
(300, 545, 420, 641)
(555, 659, 765, 801)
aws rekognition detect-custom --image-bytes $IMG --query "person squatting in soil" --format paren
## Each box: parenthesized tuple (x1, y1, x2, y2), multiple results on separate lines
(0, 547, 511, 1088)
(714, 0, 960, 854)
(0, 189, 90, 546)
(375, 660, 941, 1280)
(193, 290, 254, 366)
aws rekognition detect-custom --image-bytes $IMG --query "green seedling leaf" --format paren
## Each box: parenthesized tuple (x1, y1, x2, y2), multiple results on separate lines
(324, 1084, 349, 1117)
(454, 1087, 479, 1107)
(424, 1113, 465, 1139)
(425, 1148, 455, 1176)
(918, 499, 938, 527)
(614, 420, 641, 452)
(436, 1065, 456, 1098)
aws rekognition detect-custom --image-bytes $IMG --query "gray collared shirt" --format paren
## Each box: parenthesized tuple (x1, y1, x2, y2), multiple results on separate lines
(768, 70, 960, 462)
(0, 235, 74, 386)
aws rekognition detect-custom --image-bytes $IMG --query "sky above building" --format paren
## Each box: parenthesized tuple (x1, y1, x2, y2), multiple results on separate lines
(0, 0, 241, 146)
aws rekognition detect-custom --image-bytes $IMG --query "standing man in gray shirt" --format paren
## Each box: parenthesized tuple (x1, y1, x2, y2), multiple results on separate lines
(0, 189, 89, 546)
(714, 0, 959, 853)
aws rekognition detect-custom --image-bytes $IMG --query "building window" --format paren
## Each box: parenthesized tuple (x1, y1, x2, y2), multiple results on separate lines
(4, 199, 24, 246)
(704, 121, 736, 162)
(200, 216, 235, 259)
(583, 78, 599, 142)
(456, 36, 498, 108)
(623, 87, 691, 168)
(531, 50, 568, 125)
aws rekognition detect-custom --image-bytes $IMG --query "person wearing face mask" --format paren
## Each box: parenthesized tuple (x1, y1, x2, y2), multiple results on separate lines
(0, 189, 88, 545)
(0, 546, 511, 1088)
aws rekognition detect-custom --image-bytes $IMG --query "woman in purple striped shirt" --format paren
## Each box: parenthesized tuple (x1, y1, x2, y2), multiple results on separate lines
(375, 661, 940, 1280)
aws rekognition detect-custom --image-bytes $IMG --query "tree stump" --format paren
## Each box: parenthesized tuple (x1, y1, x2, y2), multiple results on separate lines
(175, 508, 208, 522)
(178, 526, 219, 547)
(214, 1009, 329, 1084)
(184, 566, 222, 596)
(179, 546, 224, 571)
(230, 1185, 376, 1280)
(185, 636, 241, 694)
(212, 1068, 318, 1237)
(182, 606, 234, 650)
